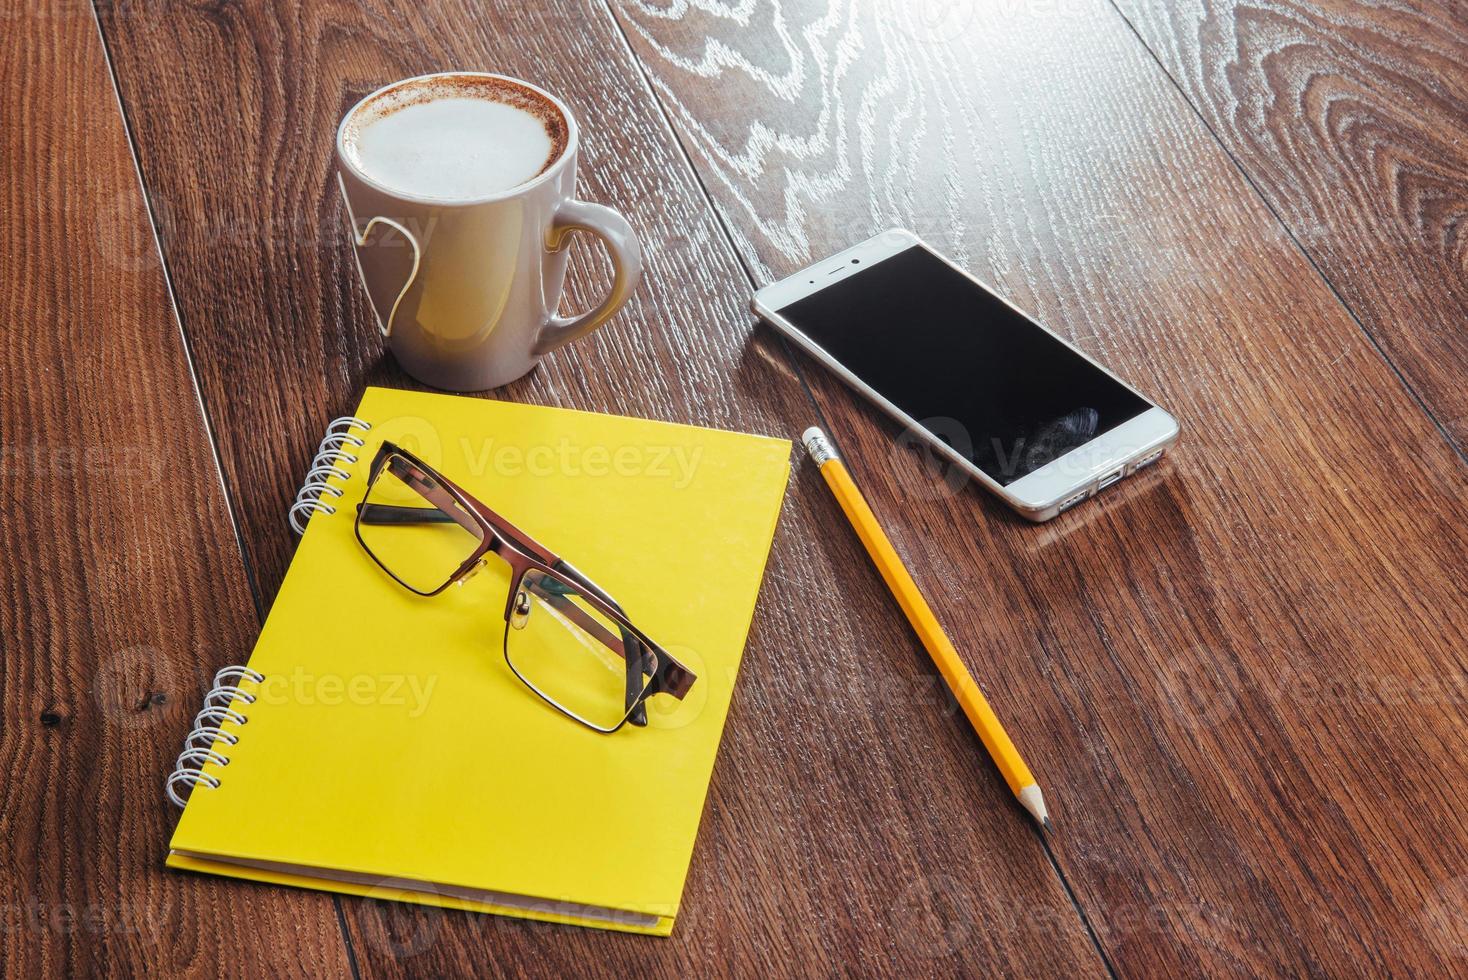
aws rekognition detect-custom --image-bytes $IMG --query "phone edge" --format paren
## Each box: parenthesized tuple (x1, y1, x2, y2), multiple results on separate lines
(751, 229, 1179, 522)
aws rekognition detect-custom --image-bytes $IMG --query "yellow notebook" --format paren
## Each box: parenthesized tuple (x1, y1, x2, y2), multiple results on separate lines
(165, 387, 791, 936)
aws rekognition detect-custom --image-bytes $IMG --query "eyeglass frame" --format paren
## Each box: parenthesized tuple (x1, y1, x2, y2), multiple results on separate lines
(352, 440, 696, 732)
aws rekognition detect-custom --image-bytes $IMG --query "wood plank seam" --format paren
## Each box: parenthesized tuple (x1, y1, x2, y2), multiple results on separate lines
(595, 1, 1120, 974)
(83, 0, 269, 621)
(84, 3, 364, 976)
(1101, 0, 1468, 468)
(597, 0, 1468, 973)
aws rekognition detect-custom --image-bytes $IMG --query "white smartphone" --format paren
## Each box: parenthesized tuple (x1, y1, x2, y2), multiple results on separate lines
(753, 229, 1179, 522)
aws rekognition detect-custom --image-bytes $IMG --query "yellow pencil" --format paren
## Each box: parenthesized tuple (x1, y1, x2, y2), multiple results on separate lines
(802, 427, 1051, 830)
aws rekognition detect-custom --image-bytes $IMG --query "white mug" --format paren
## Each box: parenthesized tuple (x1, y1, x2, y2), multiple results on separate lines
(335, 72, 642, 391)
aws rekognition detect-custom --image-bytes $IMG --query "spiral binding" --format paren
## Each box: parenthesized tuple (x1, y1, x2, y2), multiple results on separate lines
(166, 666, 265, 807)
(287, 416, 372, 534)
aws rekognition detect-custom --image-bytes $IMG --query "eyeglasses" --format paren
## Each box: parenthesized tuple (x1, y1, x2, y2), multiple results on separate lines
(353, 440, 696, 732)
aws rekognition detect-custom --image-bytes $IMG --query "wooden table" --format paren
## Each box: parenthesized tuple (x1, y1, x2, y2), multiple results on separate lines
(4, 0, 1465, 975)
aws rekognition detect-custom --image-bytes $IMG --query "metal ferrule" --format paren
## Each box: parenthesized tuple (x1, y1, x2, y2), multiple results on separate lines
(802, 427, 839, 466)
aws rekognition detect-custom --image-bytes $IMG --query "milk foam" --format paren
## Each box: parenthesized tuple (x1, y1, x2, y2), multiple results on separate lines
(347, 95, 558, 200)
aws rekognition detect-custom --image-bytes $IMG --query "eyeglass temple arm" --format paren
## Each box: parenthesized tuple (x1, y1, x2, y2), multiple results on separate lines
(357, 504, 460, 525)
(527, 568, 695, 701)
(368, 444, 565, 570)
(367, 455, 488, 541)
(350, 505, 626, 660)
(525, 571, 630, 654)
(359, 450, 697, 702)
(524, 581, 648, 725)
(356, 506, 695, 699)
(358, 500, 529, 560)
(370, 453, 546, 562)
(555, 564, 696, 698)
(353, 510, 616, 645)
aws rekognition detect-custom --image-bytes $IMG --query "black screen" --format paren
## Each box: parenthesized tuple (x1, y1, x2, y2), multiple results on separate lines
(779, 245, 1150, 485)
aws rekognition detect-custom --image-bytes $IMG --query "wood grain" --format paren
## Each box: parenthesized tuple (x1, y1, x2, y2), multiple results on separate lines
(91, 0, 1103, 975)
(1113, 0, 1468, 452)
(0, 0, 352, 974)
(610, 0, 1468, 974)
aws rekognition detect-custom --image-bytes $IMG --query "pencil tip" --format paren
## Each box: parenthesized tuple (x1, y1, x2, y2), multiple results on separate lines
(1042, 816, 1054, 834)
(1017, 784, 1050, 829)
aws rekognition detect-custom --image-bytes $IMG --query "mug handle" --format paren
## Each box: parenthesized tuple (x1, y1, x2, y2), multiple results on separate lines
(534, 199, 642, 355)
(337, 173, 421, 338)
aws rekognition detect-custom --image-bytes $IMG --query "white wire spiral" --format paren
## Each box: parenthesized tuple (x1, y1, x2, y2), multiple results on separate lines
(288, 416, 372, 534)
(166, 666, 266, 808)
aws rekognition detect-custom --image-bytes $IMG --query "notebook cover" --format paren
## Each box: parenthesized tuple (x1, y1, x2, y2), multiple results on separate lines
(166, 387, 791, 935)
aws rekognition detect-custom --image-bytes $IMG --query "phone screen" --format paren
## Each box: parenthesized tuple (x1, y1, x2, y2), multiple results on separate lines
(776, 245, 1152, 485)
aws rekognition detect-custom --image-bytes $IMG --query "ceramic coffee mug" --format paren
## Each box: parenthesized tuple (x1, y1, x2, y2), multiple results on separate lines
(335, 72, 642, 391)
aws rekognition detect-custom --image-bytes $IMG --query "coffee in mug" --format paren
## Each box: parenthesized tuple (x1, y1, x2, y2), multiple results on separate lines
(336, 73, 641, 391)
(341, 76, 567, 200)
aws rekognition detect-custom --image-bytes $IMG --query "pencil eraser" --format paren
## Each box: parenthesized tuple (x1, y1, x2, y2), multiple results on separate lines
(801, 427, 837, 465)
